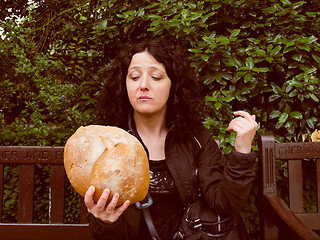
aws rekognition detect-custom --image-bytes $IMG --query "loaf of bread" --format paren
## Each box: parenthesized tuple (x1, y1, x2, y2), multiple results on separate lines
(64, 125, 150, 205)
(311, 129, 320, 142)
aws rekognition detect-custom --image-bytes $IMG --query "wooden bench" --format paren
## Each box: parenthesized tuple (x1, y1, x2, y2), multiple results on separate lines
(0, 146, 93, 240)
(258, 134, 320, 240)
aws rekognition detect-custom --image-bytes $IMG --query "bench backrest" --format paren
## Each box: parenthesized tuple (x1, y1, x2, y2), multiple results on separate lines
(258, 134, 320, 239)
(0, 146, 93, 240)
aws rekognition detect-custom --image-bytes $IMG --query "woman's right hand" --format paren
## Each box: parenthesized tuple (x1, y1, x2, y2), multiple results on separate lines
(84, 186, 130, 224)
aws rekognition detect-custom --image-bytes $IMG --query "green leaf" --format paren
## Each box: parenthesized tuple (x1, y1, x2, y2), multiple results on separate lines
(266, 56, 274, 63)
(248, 38, 260, 44)
(298, 35, 318, 44)
(238, 66, 250, 71)
(292, 1, 306, 9)
(214, 102, 222, 110)
(271, 84, 283, 95)
(220, 95, 234, 102)
(252, 67, 269, 73)
(289, 111, 302, 119)
(244, 73, 252, 83)
(79, 16, 87, 21)
(305, 67, 317, 74)
(189, 48, 202, 54)
(292, 53, 303, 62)
(269, 94, 281, 102)
(280, 0, 292, 5)
(221, 72, 232, 81)
(278, 112, 289, 124)
(289, 89, 298, 97)
(235, 93, 247, 102)
(306, 119, 315, 129)
(286, 41, 295, 47)
(203, 36, 215, 44)
(203, 119, 215, 128)
(230, 29, 241, 38)
(312, 54, 320, 63)
(270, 110, 281, 119)
(181, 9, 189, 19)
(205, 96, 215, 102)
(255, 48, 266, 57)
(228, 131, 237, 146)
(297, 44, 310, 51)
(245, 57, 254, 69)
(288, 79, 303, 88)
(309, 93, 319, 102)
(216, 36, 230, 45)
(200, 54, 210, 61)
(190, 12, 203, 21)
(269, 45, 282, 56)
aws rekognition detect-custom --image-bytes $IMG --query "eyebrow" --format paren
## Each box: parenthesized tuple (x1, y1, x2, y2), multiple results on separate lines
(128, 66, 164, 73)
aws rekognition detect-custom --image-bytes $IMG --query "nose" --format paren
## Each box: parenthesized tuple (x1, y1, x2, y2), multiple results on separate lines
(139, 75, 149, 91)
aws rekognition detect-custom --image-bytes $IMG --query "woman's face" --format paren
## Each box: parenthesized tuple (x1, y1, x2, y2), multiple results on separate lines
(126, 51, 172, 118)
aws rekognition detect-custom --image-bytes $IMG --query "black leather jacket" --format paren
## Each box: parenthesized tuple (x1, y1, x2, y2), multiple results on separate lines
(88, 121, 256, 240)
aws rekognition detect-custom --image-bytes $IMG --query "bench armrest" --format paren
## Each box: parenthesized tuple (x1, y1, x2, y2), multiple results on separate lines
(264, 193, 320, 240)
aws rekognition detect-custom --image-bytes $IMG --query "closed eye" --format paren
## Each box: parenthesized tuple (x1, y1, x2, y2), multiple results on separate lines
(152, 76, 161, 80)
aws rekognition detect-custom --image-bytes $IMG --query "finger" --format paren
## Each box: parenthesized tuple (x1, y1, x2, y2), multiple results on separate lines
(106, 192, 120, 212)
(231, 112, 258, 127)
(96, 189, 110, 210)
(84, 186, 95, 209)
(228, 118, 257, 134)
(233, 111, 256, 123)
(114, 200, 130, 216)
(227, 122, 246, 134)
(232, 116, 254, 127)
(228, 117, 251, 131)
(233, 110, 249, 117)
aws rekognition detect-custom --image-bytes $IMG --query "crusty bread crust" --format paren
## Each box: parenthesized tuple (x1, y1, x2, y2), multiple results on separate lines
(64, 125, 150, 205)
(311, 129, 320, 142)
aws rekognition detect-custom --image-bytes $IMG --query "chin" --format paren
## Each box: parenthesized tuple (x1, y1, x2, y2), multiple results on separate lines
(134, 109, 159, 116)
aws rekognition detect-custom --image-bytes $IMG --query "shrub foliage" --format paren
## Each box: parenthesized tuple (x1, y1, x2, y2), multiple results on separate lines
(1, 0, 320, 235)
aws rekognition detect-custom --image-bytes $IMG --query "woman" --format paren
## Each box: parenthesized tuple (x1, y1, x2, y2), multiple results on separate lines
(84, 41, 258, 240)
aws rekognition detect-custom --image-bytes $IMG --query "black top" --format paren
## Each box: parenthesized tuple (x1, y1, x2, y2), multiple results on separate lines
(87, 123, 256, 240)
(136, 159, 182, 240)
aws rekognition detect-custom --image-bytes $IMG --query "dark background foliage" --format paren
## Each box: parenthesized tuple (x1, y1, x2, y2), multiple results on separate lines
(1, 0, 320, 237)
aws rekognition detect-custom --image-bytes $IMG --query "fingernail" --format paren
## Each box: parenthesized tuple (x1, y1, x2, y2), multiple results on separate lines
(89, 186, 95, 192)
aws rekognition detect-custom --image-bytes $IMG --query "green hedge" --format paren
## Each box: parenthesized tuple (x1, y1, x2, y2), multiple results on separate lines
(1, 0, 320, 236)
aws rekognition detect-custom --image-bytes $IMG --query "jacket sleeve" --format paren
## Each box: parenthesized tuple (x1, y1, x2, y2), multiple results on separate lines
(88, 213, 126, 240)
(196, 126, 256, 216)
(87, 204, 140, 240)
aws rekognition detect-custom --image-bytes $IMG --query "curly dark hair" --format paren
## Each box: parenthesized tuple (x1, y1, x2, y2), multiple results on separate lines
(97, 40, 205, 136)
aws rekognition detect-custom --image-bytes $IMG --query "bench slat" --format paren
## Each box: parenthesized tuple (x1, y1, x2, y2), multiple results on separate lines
(317, 159, 320, 211)
(259, 135, 320, 240)
(50, 165, 65, 223)
(288, 160, 303, 213)
(0, 146, 64, 164)
(80, 197, 88, 224)
(1, 146, 92, 238)
(0, 223, 92, 240)
(275, 142, 320, 159)
(296, 212, 320, 229)
(0, 164, 3, 221)
(18, 165, 34, 223)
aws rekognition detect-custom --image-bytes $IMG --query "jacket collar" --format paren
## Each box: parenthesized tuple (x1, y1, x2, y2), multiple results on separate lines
(127, 111, 177, 136)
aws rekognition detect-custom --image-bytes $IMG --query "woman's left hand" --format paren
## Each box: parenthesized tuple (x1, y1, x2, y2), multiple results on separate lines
(227, 110, 258, 154)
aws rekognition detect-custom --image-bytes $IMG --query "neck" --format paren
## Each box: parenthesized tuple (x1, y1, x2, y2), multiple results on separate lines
(133, 111, 168, 137)
(133, 111, 168, 161)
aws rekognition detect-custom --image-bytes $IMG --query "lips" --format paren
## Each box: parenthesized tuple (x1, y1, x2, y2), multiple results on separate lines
(138, 95, 152, 100)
